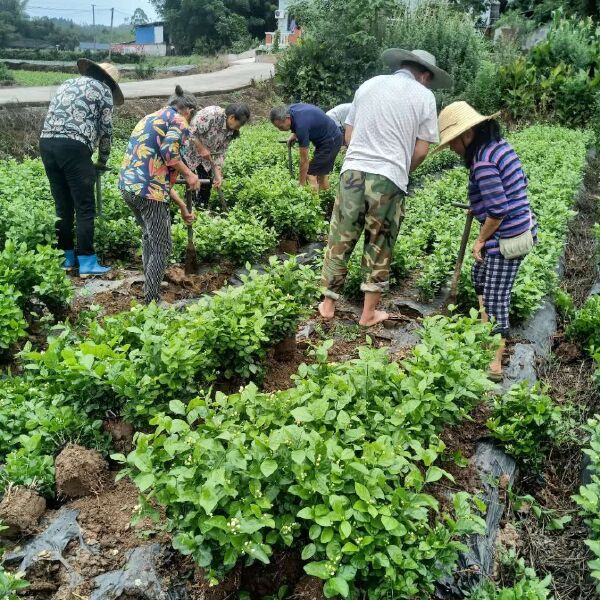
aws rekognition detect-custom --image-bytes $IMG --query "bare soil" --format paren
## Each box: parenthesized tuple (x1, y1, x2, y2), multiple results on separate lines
(241, 550, 304, 599)
(54, 444, 110, 499)
(104, 419, 135, 454)
(0, 486, 46, 538)
(292, 575, 328, 600)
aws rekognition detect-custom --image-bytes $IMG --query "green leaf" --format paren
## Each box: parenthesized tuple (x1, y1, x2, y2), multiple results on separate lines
(260, 459, 278, 477)
(199, 485, 219, 514)
(425, 466, 447, 483)
(354, 482, 370, 502)
(324, 577, 349, 598)
(381, 516, 400, 531)
(169, 399, 187, 415)
(298, 507, 314, 519)
(339, 520, 351, 539)
(387, 544, 404, 565)
(305, 561, 332, 580)
(302, 543, 316, 560)
(134, 472, 155, 492)
(291, 406, 314, 422)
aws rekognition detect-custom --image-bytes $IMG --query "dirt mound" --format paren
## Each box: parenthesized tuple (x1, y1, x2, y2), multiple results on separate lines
(104, 419, 135, 454)
(0, 486, 46, 538)
(292, 575, 328, 600)
(241, 550, 303, 599)
(55, 444, 110, 499)
(70, 477, 167, 551)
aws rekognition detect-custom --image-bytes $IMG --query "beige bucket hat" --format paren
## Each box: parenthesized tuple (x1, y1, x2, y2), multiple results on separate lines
(77, 58, 124, 105)
(381, 48, 453, 89)
(433, 101, 501, 153)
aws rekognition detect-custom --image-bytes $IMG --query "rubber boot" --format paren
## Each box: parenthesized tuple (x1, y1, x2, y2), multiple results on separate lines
(62, 250, 77, 271)
(77, 254, 111, 278)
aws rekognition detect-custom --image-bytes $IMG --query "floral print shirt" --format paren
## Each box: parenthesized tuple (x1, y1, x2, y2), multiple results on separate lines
(118, 106, 190, 203)
(40, 76, 113, 164)
(183, 106, 235, 172)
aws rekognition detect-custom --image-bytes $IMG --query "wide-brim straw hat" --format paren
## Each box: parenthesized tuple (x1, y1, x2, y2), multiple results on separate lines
(381, 48, 453, 90)
(77, 58, 124, 106)
(433, 101, 501, 153)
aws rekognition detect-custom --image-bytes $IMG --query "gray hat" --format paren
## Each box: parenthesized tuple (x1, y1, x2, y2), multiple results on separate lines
(381, 48, 453, 90)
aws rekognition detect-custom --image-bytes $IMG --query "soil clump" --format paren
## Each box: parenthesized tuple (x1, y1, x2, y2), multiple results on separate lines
(55, 444, 110, 499)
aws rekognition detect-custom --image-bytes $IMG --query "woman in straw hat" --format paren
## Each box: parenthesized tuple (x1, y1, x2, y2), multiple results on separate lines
(435, 101, 537, 381)
(40, 59, 124, 277)
(119, 85, 200, 305)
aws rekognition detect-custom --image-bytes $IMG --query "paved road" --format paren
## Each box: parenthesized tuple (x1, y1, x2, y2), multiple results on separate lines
(0, 59, 274, 106)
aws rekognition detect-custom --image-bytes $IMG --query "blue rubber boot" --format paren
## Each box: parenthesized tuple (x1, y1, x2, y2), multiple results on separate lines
(77, 254, 111, 278)
(63, 250, 77, 271)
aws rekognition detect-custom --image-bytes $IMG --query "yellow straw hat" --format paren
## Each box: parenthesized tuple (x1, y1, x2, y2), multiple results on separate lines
(77, 58, 124, 105)
(433, 101, 501, 153)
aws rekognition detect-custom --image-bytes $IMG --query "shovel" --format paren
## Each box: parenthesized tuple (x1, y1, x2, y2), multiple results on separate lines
(445, 202, 474, 309)
(184, 187, 198, 275)
(175, 177, 211, 275)
(279, 139, 294, 178)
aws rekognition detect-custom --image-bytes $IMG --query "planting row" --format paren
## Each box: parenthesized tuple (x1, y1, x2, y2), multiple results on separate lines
(0, 122, 459, 269)
(0, 257, 319, 496)
(120, 310, 496, 598)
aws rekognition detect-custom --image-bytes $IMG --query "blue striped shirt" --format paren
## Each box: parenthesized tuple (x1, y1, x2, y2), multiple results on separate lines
(469, 139, 537, 255)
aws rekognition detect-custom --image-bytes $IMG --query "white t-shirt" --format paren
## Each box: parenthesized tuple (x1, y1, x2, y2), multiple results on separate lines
(326, 103, 352, 129)
(342, 70, 438, 192)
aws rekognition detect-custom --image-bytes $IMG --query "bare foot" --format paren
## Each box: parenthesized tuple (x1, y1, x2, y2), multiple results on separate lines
(318, 300, 336, 320)
(359, 310, 389, 327)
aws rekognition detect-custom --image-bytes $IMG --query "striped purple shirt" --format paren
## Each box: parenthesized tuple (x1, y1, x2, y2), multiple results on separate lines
(469, 139, 537, 255)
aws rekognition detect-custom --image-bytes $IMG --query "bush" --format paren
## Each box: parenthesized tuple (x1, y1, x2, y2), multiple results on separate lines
(383, 2, 488, 105)
(0, 63, 14, 83)
(466, 553, 553, 599)
(121, 311, 494, 597)
(573, 417, 600, 594)
(566, 295, 600, 354)
(486, 382, 566, 469)
(277, 0, 488, 108)
(276, 0, 398, 107)
(0, 284, 27, 351)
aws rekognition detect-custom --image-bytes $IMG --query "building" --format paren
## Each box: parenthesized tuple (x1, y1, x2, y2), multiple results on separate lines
(264, 0, 301, 49)
(111, 22, 171, 57)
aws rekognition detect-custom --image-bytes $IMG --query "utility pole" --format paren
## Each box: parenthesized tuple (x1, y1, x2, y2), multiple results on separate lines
(92, 4, 96, 51)
(108, 8, 114, 59)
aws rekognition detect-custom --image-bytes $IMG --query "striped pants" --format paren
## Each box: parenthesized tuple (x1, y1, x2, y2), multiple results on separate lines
(122, 191, 172, 304)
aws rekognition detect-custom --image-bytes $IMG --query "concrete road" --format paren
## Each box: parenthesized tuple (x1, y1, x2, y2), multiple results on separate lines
(0, 60, 274, 106)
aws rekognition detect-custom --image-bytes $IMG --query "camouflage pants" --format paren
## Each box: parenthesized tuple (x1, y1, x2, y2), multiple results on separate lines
(321, 170, 405, 299)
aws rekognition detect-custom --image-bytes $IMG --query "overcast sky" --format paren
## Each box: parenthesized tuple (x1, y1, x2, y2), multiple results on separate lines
(26, 0, 159, 26)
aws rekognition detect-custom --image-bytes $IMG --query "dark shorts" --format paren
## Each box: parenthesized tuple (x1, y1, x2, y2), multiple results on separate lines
(308, 132, 343, 176)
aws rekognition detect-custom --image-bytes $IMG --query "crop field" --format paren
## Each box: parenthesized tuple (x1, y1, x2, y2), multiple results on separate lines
(0, 116, 599, 600)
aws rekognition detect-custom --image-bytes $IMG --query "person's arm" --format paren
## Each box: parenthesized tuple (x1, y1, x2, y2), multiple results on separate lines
(344, 100, 356, 146)
(169, 188, 195, 224)
(298, 146, 310, 185)
(97, 87, 114, 166)
(412, 94, 438, 171)
(472, 162, 508, 262)
(409, 139, 431, 172)
(344, 125, 353, 146)
(288, 132, 298, 145)
(160, 120, 200, 191)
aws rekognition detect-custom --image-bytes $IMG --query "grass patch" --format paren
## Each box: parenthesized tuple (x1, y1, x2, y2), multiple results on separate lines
(10, 69, 73, 87)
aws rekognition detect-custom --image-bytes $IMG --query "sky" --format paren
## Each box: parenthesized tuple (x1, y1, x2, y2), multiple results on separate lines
(25, 0, 159, 26)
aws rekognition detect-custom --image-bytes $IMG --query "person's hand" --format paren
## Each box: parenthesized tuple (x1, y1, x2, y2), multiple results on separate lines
(287, 134, 297, 146)
(186, 172, 200, 191)
(473, 238, 485, 263)
(213, 173, 223, 189)
(95, 161, 108, 173)
(200, 148, 212, 160)
(180, 207, 196, 225)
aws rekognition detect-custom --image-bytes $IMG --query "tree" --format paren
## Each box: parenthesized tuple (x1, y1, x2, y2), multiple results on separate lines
(131, 7, 150, 26)
(151, 0, 276, 53)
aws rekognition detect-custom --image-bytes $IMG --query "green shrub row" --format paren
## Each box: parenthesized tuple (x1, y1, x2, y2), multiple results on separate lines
(0, 258, 319, 496)
(121, 310, 495, 598)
